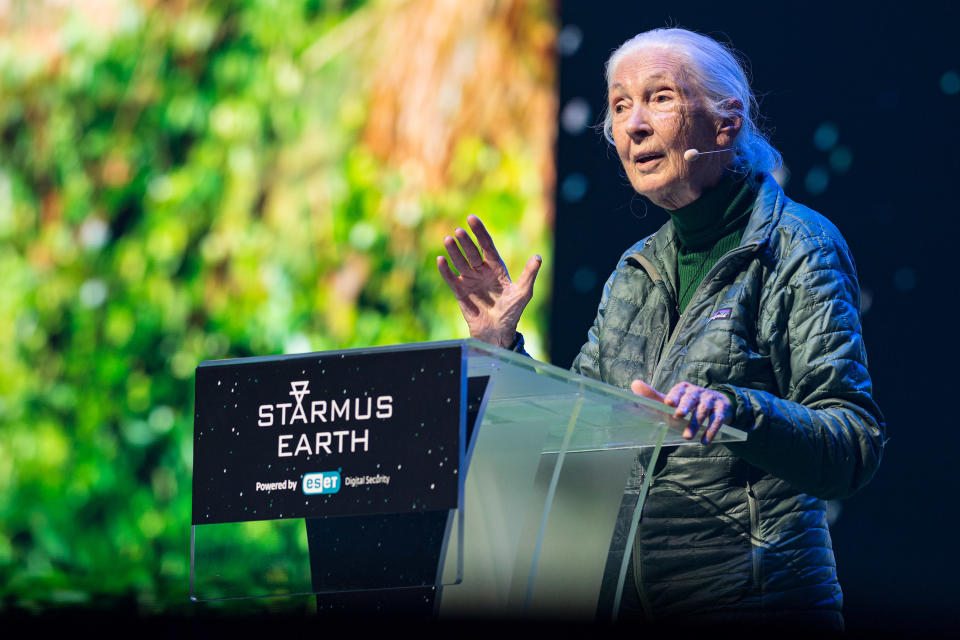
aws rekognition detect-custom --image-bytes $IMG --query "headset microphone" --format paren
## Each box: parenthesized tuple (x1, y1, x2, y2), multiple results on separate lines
(683, 148, 734, 162)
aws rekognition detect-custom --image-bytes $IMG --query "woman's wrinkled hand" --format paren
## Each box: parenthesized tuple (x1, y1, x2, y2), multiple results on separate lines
(437, 215, 542, 348)
(630, 379, 732, 444)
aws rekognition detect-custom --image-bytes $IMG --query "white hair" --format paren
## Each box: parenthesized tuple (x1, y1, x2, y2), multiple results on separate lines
(602, 28, 781, 174)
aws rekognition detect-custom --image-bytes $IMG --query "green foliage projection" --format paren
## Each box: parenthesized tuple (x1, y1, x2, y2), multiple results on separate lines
(0, 0, 553, 612)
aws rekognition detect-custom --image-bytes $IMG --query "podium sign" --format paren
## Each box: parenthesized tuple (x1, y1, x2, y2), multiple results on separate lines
(189, 340, 746, 617)
(192, 345, 464, 525)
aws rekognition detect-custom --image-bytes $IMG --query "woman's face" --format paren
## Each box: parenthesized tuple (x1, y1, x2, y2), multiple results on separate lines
(608, 48, 726, 209)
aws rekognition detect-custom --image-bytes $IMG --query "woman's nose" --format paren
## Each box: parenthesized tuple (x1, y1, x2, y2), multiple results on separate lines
(625, 106, 653, 139)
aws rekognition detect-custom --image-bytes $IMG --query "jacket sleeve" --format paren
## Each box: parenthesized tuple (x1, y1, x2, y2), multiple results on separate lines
(720, 225, 886, 500)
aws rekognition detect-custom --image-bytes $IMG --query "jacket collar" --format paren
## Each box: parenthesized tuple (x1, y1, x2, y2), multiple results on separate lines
(738, 171, 785, 249)
(627, 171, 786, 284)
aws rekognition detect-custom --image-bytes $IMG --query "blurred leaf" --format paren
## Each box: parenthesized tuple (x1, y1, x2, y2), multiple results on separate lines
(0, 0, 555, 611)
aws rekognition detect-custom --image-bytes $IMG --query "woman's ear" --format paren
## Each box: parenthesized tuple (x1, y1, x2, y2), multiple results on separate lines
(717, 98, 744, 145)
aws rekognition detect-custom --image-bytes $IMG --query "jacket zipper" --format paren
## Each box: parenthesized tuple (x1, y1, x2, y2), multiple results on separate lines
(625, 254, 670, 618)
(745, 478, 762, 591)
(629, 253, 679, 378)
(650, 243, 759, 387)
(625, 243, 760, 616)
(630, 527, 654, 620)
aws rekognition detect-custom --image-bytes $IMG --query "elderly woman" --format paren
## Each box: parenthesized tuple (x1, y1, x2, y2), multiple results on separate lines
(437, 28, 884, 628)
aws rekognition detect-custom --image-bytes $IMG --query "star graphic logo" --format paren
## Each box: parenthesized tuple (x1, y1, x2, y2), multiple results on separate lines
(289, 381, 310, 423)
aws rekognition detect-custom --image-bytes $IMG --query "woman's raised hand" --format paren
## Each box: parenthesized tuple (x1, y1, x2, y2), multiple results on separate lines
(437, 215, 542, 348)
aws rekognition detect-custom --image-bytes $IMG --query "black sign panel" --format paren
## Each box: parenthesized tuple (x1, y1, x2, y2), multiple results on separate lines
(192, 344, 464, 525)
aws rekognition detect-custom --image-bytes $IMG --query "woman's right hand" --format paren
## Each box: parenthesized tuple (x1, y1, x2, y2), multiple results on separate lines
(437, 215, 542, 348)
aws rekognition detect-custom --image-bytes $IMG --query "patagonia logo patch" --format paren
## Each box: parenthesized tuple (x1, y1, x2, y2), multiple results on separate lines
(709, 308, 732, 321)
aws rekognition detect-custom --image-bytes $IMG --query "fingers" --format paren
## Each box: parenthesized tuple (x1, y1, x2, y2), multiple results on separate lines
(630, 379, 665, 402)
(454, 227, 484, 268)
(695, 397, 713, 435)
(664, 382, 691, 412)
(664, 382, 731, 443)
(445, 218, 496, 273)
(674, 384, 702, 439)
(441, 218, 539, 291)
(517, 254, 542, 296)
(467, 215, 502, 264)
(436, 256, 460, 290)
(443, 235, 472, 274)
(702, 398, 730, 444)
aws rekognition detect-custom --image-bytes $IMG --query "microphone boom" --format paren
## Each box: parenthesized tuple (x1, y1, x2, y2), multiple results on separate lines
(683, 148, 733, 162)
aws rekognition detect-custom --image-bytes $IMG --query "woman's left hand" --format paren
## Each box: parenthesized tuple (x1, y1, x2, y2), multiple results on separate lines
(631, 380, 732, 444)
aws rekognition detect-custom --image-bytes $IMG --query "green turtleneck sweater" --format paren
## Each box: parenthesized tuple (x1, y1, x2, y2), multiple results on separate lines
(670, 172, 758, 314)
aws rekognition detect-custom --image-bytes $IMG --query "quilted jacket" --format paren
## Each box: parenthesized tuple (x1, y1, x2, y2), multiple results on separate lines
(570, 172, 885, 624)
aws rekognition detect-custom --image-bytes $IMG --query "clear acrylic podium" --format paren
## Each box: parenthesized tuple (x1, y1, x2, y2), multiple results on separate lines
(190, 339, 745, 619)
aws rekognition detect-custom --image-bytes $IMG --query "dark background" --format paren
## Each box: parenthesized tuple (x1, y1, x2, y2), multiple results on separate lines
(551, 1, 957, 631)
